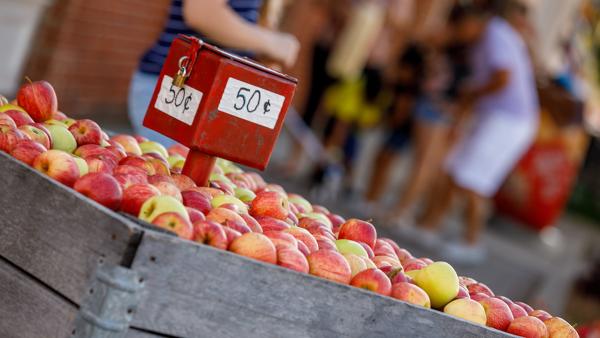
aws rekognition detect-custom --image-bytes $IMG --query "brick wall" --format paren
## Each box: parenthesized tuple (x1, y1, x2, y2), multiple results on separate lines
(24, 0, 171, 123)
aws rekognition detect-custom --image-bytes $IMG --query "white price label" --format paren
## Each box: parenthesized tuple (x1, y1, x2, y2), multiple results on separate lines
(218, 78, 285, 129)
(154, 75, 203, 126)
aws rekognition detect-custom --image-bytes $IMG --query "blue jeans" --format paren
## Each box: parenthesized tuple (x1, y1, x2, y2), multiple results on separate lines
(128, 71, 176, 147)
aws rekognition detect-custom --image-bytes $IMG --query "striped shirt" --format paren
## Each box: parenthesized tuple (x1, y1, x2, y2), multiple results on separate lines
(139, 0, 263, 75)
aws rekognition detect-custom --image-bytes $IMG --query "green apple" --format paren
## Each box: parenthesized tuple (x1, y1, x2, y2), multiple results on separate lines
(211, 194, 248, 212)
(222, 163, 243, 174)
(411, 261, 459, 309)
(0, 103, 25, 113)
(167, 154, 185, 170)
(234, 187, 256, 203)
(300, 212, 332, 229)
(71, 155, 88, 177)
(62, 118, 76, 127)
(288, 193, 313, 213)
(335, 239, 368, 258)
(139, 141, 169, 159)
(45, 124, 77, 153)
(209, 173, 234, 186)
(139, 195, 189, 223)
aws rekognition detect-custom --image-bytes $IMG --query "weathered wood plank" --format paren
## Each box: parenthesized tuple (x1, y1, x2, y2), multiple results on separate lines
(0, 258, 77, 338)
(131, 232, 515, 338)
(0, 152, 142, 304)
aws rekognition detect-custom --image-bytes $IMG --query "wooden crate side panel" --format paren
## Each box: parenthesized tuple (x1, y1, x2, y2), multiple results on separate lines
(0, 258, 77, 338)
(0, 152, 141, 304)
(130, 233, 514, 338)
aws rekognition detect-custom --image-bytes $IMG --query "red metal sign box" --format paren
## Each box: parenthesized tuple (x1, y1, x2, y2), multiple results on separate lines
(144, 35, 297, 186)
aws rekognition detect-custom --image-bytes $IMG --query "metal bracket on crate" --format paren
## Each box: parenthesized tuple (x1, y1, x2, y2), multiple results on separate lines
(72, 263, 144, 338)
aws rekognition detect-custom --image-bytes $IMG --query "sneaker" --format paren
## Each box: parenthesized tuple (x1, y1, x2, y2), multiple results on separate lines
(440, 241, 486, 265)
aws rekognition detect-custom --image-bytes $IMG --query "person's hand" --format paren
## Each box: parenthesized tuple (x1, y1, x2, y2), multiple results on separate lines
(264, 32, 300, 68)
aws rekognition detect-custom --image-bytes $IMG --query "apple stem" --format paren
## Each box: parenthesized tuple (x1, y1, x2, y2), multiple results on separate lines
(24, 76, 33, 85)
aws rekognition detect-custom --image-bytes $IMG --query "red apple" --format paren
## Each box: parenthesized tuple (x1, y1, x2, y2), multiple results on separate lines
(144, 153, 170, 176)
(312, 205, 330, 214)
(307, 249, 352, 284)
(249, 191, 289, 220)
(106, 144, 127, 160)
(110, 134, 142, 155)
(350, 268, 392, 296)
(479, 297, 514, 331)
(391, 282, 431, 308)
(468, 282, 495, 297)
(0, 112, 16, 129)
(171, 173, 196, 191)
(470, 292, 491, 302)
(403, 258, 427, 272)
(181, 190, 212, 214)
(277, 247, 309, 273)
(85, 154, 117, 174)
(74, 173, 122, 210)
(18, 124, 51, 148)
(168, 143, 189, 157)
(5, 109, 33, 126)
(372, 255, 402, 269)
(210, 180, 235, 195)
(207, 207, 250, 233)
(358, 242, 375, 259)
(187, 186, 224, 198)
(543, 317, 578, 338)
(33, 149, 80, 186)
(17, 80, 57, 122)
(420, 257, 434, 265)
(68, 119, 102, 145)
(120, 183, 161, 215)
(507, 316, 549, 338)
(296, 241, 310, 256)
(459, 276, 478, 288)
(509, 302, 528, 319)
(193, 220, 228, 250)
(455, 285, 470, 300)
(338, 219, 377, 249)
(134, 135, 148, 143)
(148, 174, 175, 185)
(516, 301, 534, 314)
(314, 235, 337, 251)
(374, 239, 398, 260)
(151, 211, 193, 240)
(184, 206, 204, 222)
(256, 216, 291, 232)
(263, 231, 298, 250)
(53, 111, 67, 121)
(119, 154, 155, 175)
(0, 125, 26, 152)
(391, 271, 414, 285)
(240, 213, 262, 233)
(152, 181, 182, 202)
(284, 227, 318, 253)
(10, 139, 46, 165)
(223, 227, 242, 248)
(229, 232, 277, 264)
(327, 213, 345, 232)
(530, 310, 552, 322)
(113, 165, 148, 189)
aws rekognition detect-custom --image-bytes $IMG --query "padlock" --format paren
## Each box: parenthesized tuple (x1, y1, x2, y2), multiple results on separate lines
(172, 56, 189, 88)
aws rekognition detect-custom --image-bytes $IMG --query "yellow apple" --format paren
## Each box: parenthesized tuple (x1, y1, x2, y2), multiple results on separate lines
(411, 261, 459, 308)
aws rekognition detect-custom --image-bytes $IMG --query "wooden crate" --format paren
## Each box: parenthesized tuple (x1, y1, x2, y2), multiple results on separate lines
(0, 152, 515, 338)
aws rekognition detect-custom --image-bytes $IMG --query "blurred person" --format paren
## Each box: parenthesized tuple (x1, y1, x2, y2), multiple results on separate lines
(416, 2, 540, 263)
(128, 0, 299, 146)
(363, 43, 425, 209)
(387, 47, 460, 223)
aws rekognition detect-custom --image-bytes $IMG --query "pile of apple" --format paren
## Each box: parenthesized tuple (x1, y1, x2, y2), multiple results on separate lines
(0, 80, 578, 338)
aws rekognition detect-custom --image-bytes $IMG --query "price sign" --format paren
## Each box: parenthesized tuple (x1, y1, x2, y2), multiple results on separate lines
(154, 75, 203, 126)
(218, 78, 285, 129)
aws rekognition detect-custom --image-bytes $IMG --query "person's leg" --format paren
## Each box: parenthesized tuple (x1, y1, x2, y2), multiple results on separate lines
(365, 148, 396, 202)
(417, 173, 457, 230)
(464, 189, 488, 245)
(128, 71, 176, 147)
